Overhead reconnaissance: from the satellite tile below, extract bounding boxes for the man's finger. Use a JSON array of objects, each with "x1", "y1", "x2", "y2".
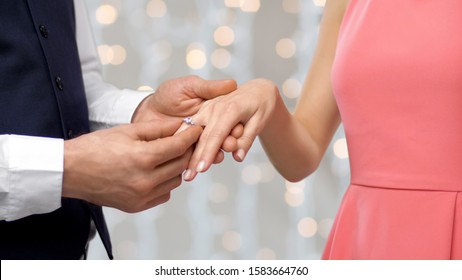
[
  {"x1": 133, "y1": 119, "x2": 183, "y2": 141},
  {"x1": 194, "y1": 78, "x2": 237, "y2": 100},
  {"x1": 146, "y1": 125, "x2": 202, "y2": 165}
]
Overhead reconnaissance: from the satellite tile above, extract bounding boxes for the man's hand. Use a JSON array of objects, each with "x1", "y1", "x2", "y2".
[
  {"x1": 131, "y1": 75, "x2": 237, "y2": 123},
  {"x1": 62, "y1": 120, "x2": 202, "y2": 212}
]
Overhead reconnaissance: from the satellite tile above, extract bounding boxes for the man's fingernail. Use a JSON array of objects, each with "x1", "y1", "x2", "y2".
[
  {"x1": 236, "y1": 149, "x2": 246, "y2": 161},
  {"x1": 196, "y1": 161, "x2": 206, "y2": 172}
]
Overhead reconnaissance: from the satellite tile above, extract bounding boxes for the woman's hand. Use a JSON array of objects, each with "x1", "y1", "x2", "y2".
[
  {"x1": 132, "y1": 75, "x2": 238, "y2": 166},
  {"x1": 181, "y1": 78, "x2": 280, "y2": 181}
]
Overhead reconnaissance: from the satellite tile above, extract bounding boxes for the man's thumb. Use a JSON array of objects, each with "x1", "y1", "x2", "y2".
[{"x1": 194, "y1": 79, "x2": 237, "y2": 100}]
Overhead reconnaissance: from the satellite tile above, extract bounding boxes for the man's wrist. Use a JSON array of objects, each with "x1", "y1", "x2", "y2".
[{"x1": 130, "y1": 92, "x2": 168, "y2": 123}]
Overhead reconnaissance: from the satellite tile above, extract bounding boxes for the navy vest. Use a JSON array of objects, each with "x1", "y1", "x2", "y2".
[{"x1": 0, "y1": 0, "x2": 112, "y2": 259}]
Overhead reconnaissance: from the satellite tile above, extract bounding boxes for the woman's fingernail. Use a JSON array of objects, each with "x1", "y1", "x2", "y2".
[
  {"x1": 184, "y1": 169, "x2": 193, "y2": 181},
  {"x1": 196, "y1": 161, "x2": 206, "y2": 172},
  {"x1": 236, "y1": 149, "x2": 246, "y2": 161}
]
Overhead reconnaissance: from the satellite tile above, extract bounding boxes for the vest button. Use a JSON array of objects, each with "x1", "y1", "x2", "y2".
[
  {"x1": 67, "y1": 129, "x2": 74, "y2": 139},
  {"x1": 39, "y1": 25, "x2": 48, "y2": 38},
  {"x1": 55, "y1": 76, "x2": 64, "y2": 91}
]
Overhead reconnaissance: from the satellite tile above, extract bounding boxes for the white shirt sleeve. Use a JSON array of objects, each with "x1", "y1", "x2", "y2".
[
  {"x1": 74, "y1": 0, "x2": 151, "y2": 130},
  {"x1": 0, "y1": 135, "x2": 63, "y2": 221},
  {"x1": 0, "y1": 1, "x2": 151, "y2": 221}
]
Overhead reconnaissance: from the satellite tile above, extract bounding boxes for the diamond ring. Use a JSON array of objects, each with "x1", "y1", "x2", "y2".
[{"x1": 183, "y1": 117, "x2": 195, "y2": 126}]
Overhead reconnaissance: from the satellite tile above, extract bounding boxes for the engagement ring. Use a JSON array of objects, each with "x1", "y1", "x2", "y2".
[{"x1": 183, "y1": 117, "x2": 195, "y2": 126}]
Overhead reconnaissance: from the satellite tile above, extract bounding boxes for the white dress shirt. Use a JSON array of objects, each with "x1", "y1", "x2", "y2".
[{"x1": 0, "y1": 0, "x2": 151, "y2": 221}]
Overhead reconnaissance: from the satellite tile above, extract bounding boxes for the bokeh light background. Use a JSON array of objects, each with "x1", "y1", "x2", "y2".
[{"x1": 85, "y1": 0, "x2": 350, "y2": 259}]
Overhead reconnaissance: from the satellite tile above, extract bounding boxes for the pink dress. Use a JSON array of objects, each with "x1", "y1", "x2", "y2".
[{"x1": 324, "y1": 0, "x2": 462, "y2": 259}]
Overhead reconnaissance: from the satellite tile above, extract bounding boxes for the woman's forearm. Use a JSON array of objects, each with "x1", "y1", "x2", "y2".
[
  {"x1": 259, "y1": 93, "x2": 324, "y2": 182},
  {"x1": 259, "y1": 0, "x2": 347, "y2": 182}
]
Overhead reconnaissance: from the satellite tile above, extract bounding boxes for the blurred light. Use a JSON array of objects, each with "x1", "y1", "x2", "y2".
[
  {"x1": 284, "y1": 191, "x2": 304, "y2": 207},
  {"x1": 256, "y1": 248, "x2": 277, "y2": 260},
  {"x1": 276, "y1": 38, "x2": 297, "y2": 59},
  {"x1": 95, "y1": 4, "x2": 118, "y2": 25},
  {"x1": 224, "y1": 0, "x2": 241, "y2": 8},
  {"x1": 241, "y1": 164, "x2": 262, "y2": 185},
  {"x1": 225, "y1": 0, "x2": 261, "y2": 12},
  {"x1": 97, "y1": 44, "x2": 113, "y2": 65},
  {"x1": 318, "y1": 218, "x2": 334, "y2": 238},
  {"x1": 97, "y1": 44, "x2": 127, "y2": 66},
  {"x1": 333, "y1": 138, "x2": 349, "y2": 159},
  {"x1": 282, "y1": 78, "x2": 302, "y2": 99},
  {"x1": 298, "y1": 217, "x2": 318, "y2": 238},
  {"x1": 285, "y1": 180, "x2": 306, "y2": 194},
  {"x1": 137, "y1": 85, "x2": 154, "y2": 91},
  {"x1": 186, "y1": 43, "x2": 207, "y2": 70},
  {"x1": 211, "y1": 49, "x2": 232, "y2": 69},
  {"x1": 282, "y1": 0, "x2": 301, "y2": 14},
  {"x1": 258, "y1": 162, "x2": 276, "y2": 183},
  {"x1": 313, "y1": 0, "x2": 326, "y2": 7},
  {"x1": 116, "y1": 240, "x2": 138, "y2": 259},
  {"x1": 110, "y1": 45, "x2": 127, "y2": 65},
  {"x1": 222, "y1": 231, "x2": 242, "y2": 252},
  {"x1": 209, "y1": 183, "x2": 229, "y2": 204},
  {"x1": 146, "y1": 0, "x2": 167, "y2": 18},
  {"x1": 240, "y1": 0, "x2": 261, "y2": 13},
  {"x1": 214, "y1": 26, "x2": 235, "y2": 47}
]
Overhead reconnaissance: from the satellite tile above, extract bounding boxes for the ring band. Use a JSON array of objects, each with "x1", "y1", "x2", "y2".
[{"x1": 183, "y1": 117, "x2": 195, "y2": 126}]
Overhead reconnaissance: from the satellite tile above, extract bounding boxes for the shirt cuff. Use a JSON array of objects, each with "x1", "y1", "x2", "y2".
[
  {"x1": 89, "y1": 89, "x2": 152, "y2": 131},
  {"x1": 111, "y1": 89, "x2": 152, "y2": 124},
  {"x1": 0, "y1": 135, "x2": 63, "y2": 221}
]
